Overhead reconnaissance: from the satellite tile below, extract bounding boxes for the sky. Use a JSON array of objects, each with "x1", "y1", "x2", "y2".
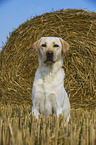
[{"x1": 0, "y1": 0, "x2": 96, "y2": 51}]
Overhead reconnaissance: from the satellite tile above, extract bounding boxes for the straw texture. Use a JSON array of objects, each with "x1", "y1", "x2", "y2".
[{"x1": 0, "y1": 9, "x2": 96, "y2": 109}]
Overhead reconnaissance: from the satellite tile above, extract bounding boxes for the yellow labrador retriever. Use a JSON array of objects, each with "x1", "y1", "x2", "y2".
[{"x1": 32, "y1": 37, "x2": 70, "y2": 122}]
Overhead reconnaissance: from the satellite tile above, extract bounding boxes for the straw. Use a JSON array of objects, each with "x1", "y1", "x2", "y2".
[{"x1": 0, "y1": 9, "x2": 96, "y2": 109}]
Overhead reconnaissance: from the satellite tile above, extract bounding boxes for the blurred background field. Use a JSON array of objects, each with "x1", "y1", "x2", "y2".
[{"x1": 0, "y1": 9, "x2": 96, "y2": 144}]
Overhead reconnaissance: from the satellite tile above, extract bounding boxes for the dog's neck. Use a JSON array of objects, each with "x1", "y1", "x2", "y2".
[{"x1": 39, "y1": 59, "x2": 63, "y2": 77}]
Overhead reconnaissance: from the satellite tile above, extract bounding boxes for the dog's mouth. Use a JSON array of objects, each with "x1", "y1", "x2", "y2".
[
  {"x1": 44, "y1": 59, "x2": 55, "y2": 64},
  {"x1": 44, "y1": 50, "x2": 55, "y2": 64}
]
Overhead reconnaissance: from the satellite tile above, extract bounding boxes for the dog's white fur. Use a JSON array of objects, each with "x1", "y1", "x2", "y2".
[{"x1": 32, "y1": 37, "x2": 70, "y2": 122}]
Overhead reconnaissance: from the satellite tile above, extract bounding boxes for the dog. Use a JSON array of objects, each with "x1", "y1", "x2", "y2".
[{"x1": 32, "y1": 37, "x2": 70, "y2": 122}]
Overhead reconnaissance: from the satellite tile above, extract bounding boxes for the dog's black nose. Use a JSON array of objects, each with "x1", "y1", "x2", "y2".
[{"x1": 46, "y1": 50, "x2": 53, "y2": 60}]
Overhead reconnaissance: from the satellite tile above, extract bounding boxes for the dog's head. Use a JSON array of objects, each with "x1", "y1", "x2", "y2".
[{"x1": 33, "y1": 37, "x2": 69, "y2": 65}]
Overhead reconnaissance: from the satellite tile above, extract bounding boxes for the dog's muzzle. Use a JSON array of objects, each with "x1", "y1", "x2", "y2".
[
  {"x1": 46, "y1": 50, "x2": 53, "y2": 60},
  {"x1": 44, "y1": 50, "x2": 55, "y2": 63}
]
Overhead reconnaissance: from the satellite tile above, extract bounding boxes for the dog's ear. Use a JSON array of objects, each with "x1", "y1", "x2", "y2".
[
  {"x1": 59, "y1": 38, "x2": 70, "y2": 54},
  {"x1": 33, "y1": 38, "x2": 43, "y2": 51}
]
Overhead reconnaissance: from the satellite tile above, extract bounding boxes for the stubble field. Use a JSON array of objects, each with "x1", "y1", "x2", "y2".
[{"x1": 0, "y1": 104, "x2": 95, "y2": 145}]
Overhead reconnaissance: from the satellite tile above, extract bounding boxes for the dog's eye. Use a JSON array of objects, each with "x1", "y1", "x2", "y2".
[
  {"x1": 41, "y1": 44, "x2": 47, "y2": 47},
  {"x1": 53, "y1": 44, "x2": 59, "y2": 47}
]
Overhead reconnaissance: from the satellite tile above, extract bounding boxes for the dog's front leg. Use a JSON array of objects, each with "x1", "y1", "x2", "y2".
[
  {"x1": 32, "y1": 106, "x2": 40, "y2": 119},
  {"x1": 56, "y1": 107, "x2": 63, "y2": 117}
]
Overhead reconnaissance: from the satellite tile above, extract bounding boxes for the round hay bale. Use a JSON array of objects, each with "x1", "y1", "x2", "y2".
[{"x1": 0, "y1": 9, "x2": 96, "y2": 109}]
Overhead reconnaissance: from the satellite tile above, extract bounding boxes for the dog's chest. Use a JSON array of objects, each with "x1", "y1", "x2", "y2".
[
  {"x1": 37, "y1": 72, "x2": 58, "y2": 92},
  {"x1": 34, "y1": 68, "x2": 64, "y2": 98}
]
